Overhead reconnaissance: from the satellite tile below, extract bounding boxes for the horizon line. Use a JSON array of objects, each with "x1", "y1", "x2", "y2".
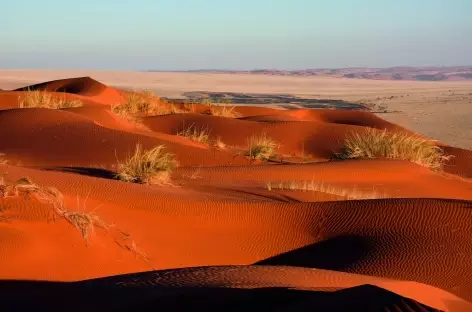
[{"x1": 143, "y1": 65, "x2": 472, "y2": 72}]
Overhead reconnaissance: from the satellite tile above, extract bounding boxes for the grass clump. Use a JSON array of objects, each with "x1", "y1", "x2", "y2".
[
  {"x1": 210, "y1": 105, "x2": 241, "y2": 118},
  {"x1": 335, "y1": 128, "x2": 451, "y2": 171},
  {"x1": 19, "y1": 90, "x2": 83, "y2": 109},
  {"x1": 116, "y1": 143, "x2": 178, "y2": 185},
  {"x1": 177, "y1": 124, "x2": 210, "y2": 144},
  {"x1": 200, "y1": 98, "x2": 240, "y2": 118},
  {"x1": 246, "y1": 133, "x2": 278, "y2": 160},
  {"x1": 112, "y1": 92, "x2": 151, "y2": 116},
  {"x1": 112, "y1": 91, "x2": 182, "y2": 122}
]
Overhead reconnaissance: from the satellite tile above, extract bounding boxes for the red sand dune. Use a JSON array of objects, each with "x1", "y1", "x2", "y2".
[
  {"x1": 14, "y1": 76, "x2": 125, "y2": 105},
  {"x1": 0, "y1": 77, "x2": 471, "y2": 311}
]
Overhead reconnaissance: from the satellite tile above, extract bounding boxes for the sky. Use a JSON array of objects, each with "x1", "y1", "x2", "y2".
[{"x1": 1, "y1": 0, "x2": 472, "y2": 70}]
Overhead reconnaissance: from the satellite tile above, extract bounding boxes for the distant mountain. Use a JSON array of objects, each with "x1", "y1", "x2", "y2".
[{"x1": 145, "y1": 66, "x2": 472, "y2": 81}]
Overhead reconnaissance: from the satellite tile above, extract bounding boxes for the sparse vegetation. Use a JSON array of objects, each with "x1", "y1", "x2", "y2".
[
  {"x1": 246, "y1": 133, "x2": 279, "y2": 160},
  {"x1": 214, "y1": 136, "x2": 227, "y2": 150},
  {"x1": 335, "y1": 128, "x2": 451, "y2": 171},
  {"x1": 112, "y1": 92, "x2": 151, "y2": 116},
  {"x1": 265, "y1": 180, "x2": 388, "y2": 200},
  {"x1": 210, "y1": 104, "x2": 241, "y2": 118},
  {"x1": 177, "y1": 124, "x2": 210, "y2": 144},
  {"x1": 182, "y1": 101, "x2": 197, "y2": 113},
  {"x1": 18, "y1": 90, "x2": 83, "y2": 109},
  {"x1": 198, "y1": 98, "x2": 241, "y2": 118},
  {"x1": 111, "y1": 90, "x2": 182, "y2": 121},
  {"x1": 0, "y1": 176, "x2": 148, "y2": 260},
  {"x1": 201, "y1": 98, "x2": 214, "y2": 109},
  {"x1": 116, "y1": 143, "x2": 179, "y2": 185},
  {"x1": 0, "y1": 177, "x2": 110, "y2": 243}
]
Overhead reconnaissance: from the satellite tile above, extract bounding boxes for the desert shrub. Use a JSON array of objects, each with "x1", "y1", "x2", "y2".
[
  {"x1": 246, "y1": 133, "x2": 278, "y2": 160},
  {"x1": 336, "y1": 128, "x2": 451, "y2": 171},
  {"x1": 19, "y1": 90, "x2": 83, "y2": 109},
  {"x1": 116, "y1": 144, "x2": 178, "y2": 185},
  {"x1": 177, "y1": 124, "x2": 210, "y2": 144}
]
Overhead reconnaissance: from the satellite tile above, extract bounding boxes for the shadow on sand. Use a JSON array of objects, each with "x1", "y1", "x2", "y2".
[
  {"x1": 256, "y1": 235, "x2": 373, "y2": 271},
  {"x1": 0, "y1": 276, "x2": 440, "y2": 312},
  {"x1": 40, "y1": 166, "x2": 117, "y2": 180}
]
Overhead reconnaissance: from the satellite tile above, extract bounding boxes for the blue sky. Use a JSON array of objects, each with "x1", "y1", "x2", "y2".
[{"x1": 1, "y1": 0, "x2": 471, "y2": 70}]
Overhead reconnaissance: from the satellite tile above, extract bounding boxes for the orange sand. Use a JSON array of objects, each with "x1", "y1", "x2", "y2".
[{"x1": 0, "y1": 77, "x2": 471, "y2": 311}]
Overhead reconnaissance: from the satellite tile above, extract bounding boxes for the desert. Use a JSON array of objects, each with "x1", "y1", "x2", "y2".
[
  {"x1": 2, "y1": 70, "x2": 471, "y2": 150},
  {"x1": 0, "y1": 72, "x2": 470, "y2": 311}
]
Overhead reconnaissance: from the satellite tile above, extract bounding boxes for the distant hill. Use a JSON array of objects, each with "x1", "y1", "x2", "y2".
[{"x1": 146, "y1": 66, "x2": 472, "y2": 81}]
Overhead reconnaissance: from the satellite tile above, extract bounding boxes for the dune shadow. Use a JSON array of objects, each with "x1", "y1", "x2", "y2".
[
  {"x1": 40, "y1": 166, "x2": 118, "y2": 180},
  {"x1": 0, "y1": 278, "x2": 440, "y2": 312},
  {"x1": 256, "y1": 235, "x2": 374, "y2": 271},
  {"x1": 214, "y1": 187, "x2": 303, "y2": 203}
]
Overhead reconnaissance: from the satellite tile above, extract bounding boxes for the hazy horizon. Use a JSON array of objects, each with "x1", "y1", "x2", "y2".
[
  {"x1": 2, "y1": 0, "x2": 471, "y2": 70},
  {"x1": 145, "y1": 65, "x2": 472, "y2": 72}
]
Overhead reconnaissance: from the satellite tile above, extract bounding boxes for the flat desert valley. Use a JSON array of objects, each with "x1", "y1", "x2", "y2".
[{"x1": 0, "y1": 70, "x2": 471, "y2": 311}]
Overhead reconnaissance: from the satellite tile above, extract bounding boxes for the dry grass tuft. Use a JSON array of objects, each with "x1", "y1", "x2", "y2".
[
  {"x1": 177, "y1": 124, "x2": 210, "y2": 144},
  {"x1": 246, "y1": 133, "x2": 279, "y2": 160},
  {"x1": 335, "y1": 128, "x2": 451, "y2": 171},
  {"x1": 62, "y1": 211, "x2": 103, "y2": 241},
  {"x1": 265, "y1": 180, "x2": 389, "y2": 200},
  {"x1": 200, "y1": 98, "x2": 214, "y2": 109},
  {"x1": 62, "y1": 196, "x2": 112, "y2": 242},
  {"x1": 0, "y1": 177, "x2": 149, "y2": 260},
  {"x1": 0, "y1": 177, "x2": 111, "y2": 243},
  {"x1": 213, "y1": 136, "x2": 227, "y2": 150},
  {"x1": 182, "y1": 101, "x2": 197, "y2": 113},
  {"x1": 19, "y1": 90, "x2": 83, "y2": 109},
  {"x1": 210, "y1": 105, "x2": 241, "y2": 118},
  {"x1": 112, "y1": 91, "x2": 182, "y2": 120},
  {"x1": 112, "y1": 92, "x2": 151, "y2": 116},
  {"x1": 116, "y1": 143, "x2": 179, "y2": 185}
]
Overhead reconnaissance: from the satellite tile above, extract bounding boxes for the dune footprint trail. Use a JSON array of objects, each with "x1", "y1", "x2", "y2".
[{"x1": 0, "y1": 77, "x2": 471, "y2": 311}]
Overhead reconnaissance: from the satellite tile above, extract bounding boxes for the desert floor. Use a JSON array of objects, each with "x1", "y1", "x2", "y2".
[
  {"x1": 0, "y1": 73, "x2": 471, "y2": 311},
  {"x1": 1, "y1": 70, "x2": 471, "y2": 150}
]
